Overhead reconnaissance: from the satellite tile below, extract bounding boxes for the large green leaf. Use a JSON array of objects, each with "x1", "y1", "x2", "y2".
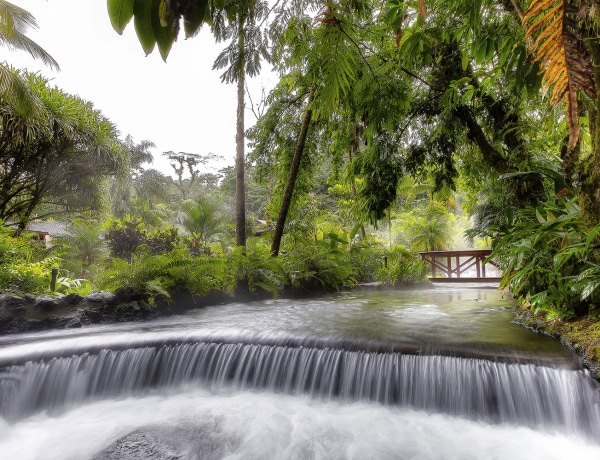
[
  {"x1": 134, "y1": 0, "x2": 156, "y2": 55},
  {"x1": 107, "y1": 0, "x2": 135, "y2": 35},
  {"x1": 151, "y1": 0, "x2": 175, "y2": 61}
]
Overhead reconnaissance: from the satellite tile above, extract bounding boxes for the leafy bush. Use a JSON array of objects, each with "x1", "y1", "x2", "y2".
[
  {"x1": 96, "y1": 247, "x2": 192, "y2": 302},
  {"x1": 0, "y1": 223, "x2": 59, "y2": 294},
  {"x1": 281, "y1": 240, "x2": 358, "y2": 291},
  {"x1": 104, "y1": 217, "x2": 180, "y2": 261},
  {"x1": 348, "y1": 241, "x2": 388, "y2": 282},
  {"x1": 376, "y1": 245, "x2": 428, "y2": 286},
  {"x1": 485, "y1": 197, "x2": 600, "y2": 318},
  {"x1": 54, "y1": 220, "x2": 108, "y2": 277},
  {"x1": 5, "y1": 257, "x2": 61, "y2": 294},
  {"x1": 228, "y1": 239, "x2": 283, "y2": 296}
]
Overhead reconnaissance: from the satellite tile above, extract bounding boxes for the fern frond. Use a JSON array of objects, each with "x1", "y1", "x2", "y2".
[
  {"x1": 313, "y1": 5, "x2": 358, "y2": 114},
  {"x1": 524, "y1": 0, "x2": 596, "y2": 152}
]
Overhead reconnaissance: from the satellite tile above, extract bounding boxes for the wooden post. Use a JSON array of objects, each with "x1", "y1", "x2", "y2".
[{"x1": 50, "y1": 266, "x2": 59, "y2": 292}]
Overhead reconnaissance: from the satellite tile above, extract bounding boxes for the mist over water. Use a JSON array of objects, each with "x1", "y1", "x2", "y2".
[{"x1": 0, "y1": 285, "x2": 599, "y2": 459}]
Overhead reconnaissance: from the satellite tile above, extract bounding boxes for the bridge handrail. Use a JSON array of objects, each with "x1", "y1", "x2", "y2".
[{"x1": 418, "y1": 249, "x2": 499, "y2": 280}]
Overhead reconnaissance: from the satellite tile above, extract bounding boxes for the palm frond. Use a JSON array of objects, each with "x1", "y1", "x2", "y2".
[
  {"x1": 0, "y1": 0, "x2": 59, "y2": 70},
  {"x1": 0, "y1": 0, "x2": 37, "y2": 33},
  {"x1": 523, "y1": 0, "x2": 595, "y2": 152},
  {"x1": 0, "y1": 64, "x2": 44, "y2": 120}
]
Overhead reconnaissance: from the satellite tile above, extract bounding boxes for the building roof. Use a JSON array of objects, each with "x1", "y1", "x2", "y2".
[{"x1": 24, "y1": 222, "x2": 70, "y2": 236}]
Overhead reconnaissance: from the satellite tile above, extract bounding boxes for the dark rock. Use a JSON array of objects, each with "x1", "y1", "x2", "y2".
[
  {"x1": 92, "y1": 431, "x2": 184, "y2": 460},
  {"x1": 23, "y1": 294, "x2": 37, "y2": 305},
  {"x1": 65, "y1": 318, "x2": 82, "y2": 329},
  {"x1": 34, "y1": 295, "x2": 59, "y2": 310},
  {"x1": 79, "y1": 308, "x2": 104, "y2": 322},
  {"x1": 114, "y1": 287, "x2": 145, "y2": 304},
  {"x1": 0, "y1": 294, "x2": 26, "y2": 313},
  {"x1": 85, "y1": 291, "x2": 117, "y2": 305},
  {"x1": 58, "y1": 293, "x2": 83, "y2": 307}
]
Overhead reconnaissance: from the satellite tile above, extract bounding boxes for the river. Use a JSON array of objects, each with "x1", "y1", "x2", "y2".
[{"x1": 0, "y1": 284, "x2": 598, "y2": 459}]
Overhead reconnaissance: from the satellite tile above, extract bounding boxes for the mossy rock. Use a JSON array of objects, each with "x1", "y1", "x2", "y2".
[{"x1": 593, "y1": 346, "x2": 600, "y2": 362}]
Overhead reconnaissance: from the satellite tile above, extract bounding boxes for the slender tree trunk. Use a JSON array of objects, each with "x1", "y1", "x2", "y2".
[
  {"x1": 388, "y1": 208, "x2": 392, "y2": 249},
  {"x1": 235, "y1": 13, "x2": 247, "y2": 248},
  {"x1": 349, "y1": 124, "x2": 366, "y2": 239},
  {"x1": 581, "y1": 39, "x2": 600, "y2": 228},
  {"x1": 271, "y1": 84, "x2": 316, "y2": 257}
]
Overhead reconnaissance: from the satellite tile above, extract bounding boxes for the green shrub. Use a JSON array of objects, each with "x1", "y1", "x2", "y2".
[
  {"x1": 228, "y1": 239, "x2": 283, "y2": 296},
  {"x1": 376, "y1": 245, "x2": 428, "y2": 286},
  {"x1": 348, "y1": 241, "x2": 388, "y2": 283},
  {"x1": 0, "y1": 223, "x2": 59, "y2": 294},
  {"x1": 281, "y1": 241, "x2": 358, "y2": 291},
  {"x1": 96, "y1": 247, "x2": 192, "y2": 302},
  {"x1": 4, "y1": 257, "x2": 61, "y2": 294},
  {"x1": 104, "y1": 217, "x2": 180, "y2": 261}
]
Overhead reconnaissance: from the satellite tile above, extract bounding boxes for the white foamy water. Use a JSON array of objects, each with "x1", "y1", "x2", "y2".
[
  {"x1": 0, "y1": 389, "x2": 598, "y2": 460},
  {"x1": 0, "y1": 288, "x2": 597, "y2": 459}
]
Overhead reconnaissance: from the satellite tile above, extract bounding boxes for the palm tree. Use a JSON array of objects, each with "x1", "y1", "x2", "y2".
[
  {"x1": 107, "y1": 0, "x2": 271, "y2": 248},
  {"x1": 181, "y1": 197, "x2": 223, "y2": 247},
  {"x1": 268, "y1": 1, "x2": 366, "y2": 255},
  {"x1": 0, "y1": 0, "x2": 59, "y2": 114},
  {"x1": 60, "y1": 220, "x2": 107, "y2": 268},
  {"x1": 212, "y1": 0, "x2": 270, "y2": 248},
  {"x1": 410, "y1": 219, "x2": 451, "y2": 252}
]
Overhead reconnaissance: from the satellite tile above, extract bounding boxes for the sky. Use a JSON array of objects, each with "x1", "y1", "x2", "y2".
[{"x1": 4, "y1": 0, "x2": 276, "y2": 176}]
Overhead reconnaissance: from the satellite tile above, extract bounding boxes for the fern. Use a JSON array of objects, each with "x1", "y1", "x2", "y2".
[
  {"x1": 97, "y1": 249, "x2": 192, "y2": 297},
  {"x1": 312, "y1": 2, "x2": 359, "y2": 115}
]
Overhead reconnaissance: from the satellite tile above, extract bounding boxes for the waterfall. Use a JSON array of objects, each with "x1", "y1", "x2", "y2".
[{"x1": 1, "y1": 337, "x2": 598, "y2": 440}]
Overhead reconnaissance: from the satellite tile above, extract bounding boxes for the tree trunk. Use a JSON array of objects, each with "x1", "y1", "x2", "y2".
[
  {"x1": 349, "y1": 124, "x2": 366, "y2": 239},
  {"x1": 235, "y1": 13, "x2": 247, "y2": 248},
  {"x1": 271, "y1": 84, "x2": 316, "y2": 257},
  {"x1": 580, "y1": 39, "x2": 600, "y2": 228}
]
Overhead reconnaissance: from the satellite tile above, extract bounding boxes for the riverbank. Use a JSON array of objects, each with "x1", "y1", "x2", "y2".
[
  {"x1": 0, "y1": 289, "x2": 234, "y2": 334},
  {"x1": 514, "y1": 303, "x2": 600, "y2": 379},
  {"x1": 0, "y1": 282, "x2": 433, "y2": 335},
  {"x1": 0, "y1": 285, "x2": 339, "y2": 335}
]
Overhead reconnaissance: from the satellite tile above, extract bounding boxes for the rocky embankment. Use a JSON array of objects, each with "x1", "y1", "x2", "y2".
[
  {"x1": 514, "y1": 304, "x2": 600, "y2": 379},
  {"x1": 0, "y1": 289, "x2": 233, "y2": 335}
]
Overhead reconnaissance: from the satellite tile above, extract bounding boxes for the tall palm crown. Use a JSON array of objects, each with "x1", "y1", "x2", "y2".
[{"x1": 0, "y1": 0, "x2": 59, "y2": 68}]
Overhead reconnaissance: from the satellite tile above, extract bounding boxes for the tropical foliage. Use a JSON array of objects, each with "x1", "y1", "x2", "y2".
[
  {"x1": 2, "y1": 0, "x2": 600, "y2": 344},
  {"x1": 0, "y1": 71, "x2": 127, "y2": 225},
  {"x1": 482, "y1": 196, "x2": 600, "y2": 318},
  {"x1": 0, "y1": 0, "x2": 59, "y2": 114}
]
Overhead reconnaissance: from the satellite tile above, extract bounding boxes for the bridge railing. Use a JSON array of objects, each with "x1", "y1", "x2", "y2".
[{"x1": 419, "y1": 250, "x2": 500, "y2": 281}]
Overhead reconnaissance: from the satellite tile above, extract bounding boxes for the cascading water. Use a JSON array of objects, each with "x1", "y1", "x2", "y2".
[{"x1": 0, "y1": 286, "x2": 599, "y2": 459}]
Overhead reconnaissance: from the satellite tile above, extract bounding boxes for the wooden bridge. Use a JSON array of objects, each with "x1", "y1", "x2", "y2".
[{"x1": 419, "y1": 250, "x2": 501, "y2": 282}]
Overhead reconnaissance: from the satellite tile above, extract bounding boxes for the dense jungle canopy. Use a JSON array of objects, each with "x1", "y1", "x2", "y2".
[{"x1": 0, "y1": 1, "x2": 599, "y2": 332}]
